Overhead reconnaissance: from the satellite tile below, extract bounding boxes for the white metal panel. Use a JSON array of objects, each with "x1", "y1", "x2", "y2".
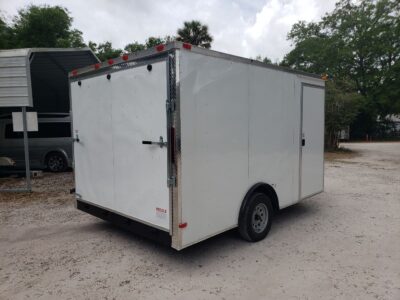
[
  {"x1": 178, "y1": 51, "x2": 325, "y2": 249},
  {"x1": 71, "y1": 61, "x2": 170, "y2": 231},
  {"x1": 248, "y1": 65, "x2": 299, "y2": 209},
  {"x1": 0, "y1": 76, "x2": 28, "y2": 87},
  {"x1": 111, "y1": 62, "x2": 170, "y2": 230},
  {"x1": 300, "y1": 85, "x2": 325, "y2": 198},
  {"x1": 12, "y1": 112, "x2": 38, "y2": 132},
  {"x1": 0, "y1": 49, "x2": 32, "y2": 107},
  {"x1": 71, "y1": 76, "x2": 114, "y2": 210},
  {"x1": 179, "y1": 51, "x2": 249, "y2": 247}
]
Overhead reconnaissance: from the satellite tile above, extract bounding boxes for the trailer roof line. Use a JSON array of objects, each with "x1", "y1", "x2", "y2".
[{"x1": 69, "y1": 41, "x2": 323, "y2": 81}]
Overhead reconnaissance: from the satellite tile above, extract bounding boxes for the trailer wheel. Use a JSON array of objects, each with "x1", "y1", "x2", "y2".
[{"x1": 239, "y1": 193, "x2": 273, "y2": 242}]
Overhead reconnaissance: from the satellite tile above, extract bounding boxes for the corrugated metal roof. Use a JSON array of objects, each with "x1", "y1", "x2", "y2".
[
  {"x1": 0, "y1": 48, "x2": 98, "y2": 108},
  {"x1": 0, "y1": 49, "x2": 31, "y2": 107}
]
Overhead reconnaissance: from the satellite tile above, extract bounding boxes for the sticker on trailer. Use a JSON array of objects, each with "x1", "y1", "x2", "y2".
[{"x1": 156, "y1": 207, "x2": 167, "y2": 218}]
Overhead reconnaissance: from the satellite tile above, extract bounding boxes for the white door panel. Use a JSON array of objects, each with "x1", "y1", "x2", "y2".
[
  {"x1": 71, "y1": 78, "x2": 114, "y2": 209},
  {"x1": 300, "y1": 85, "x2": 324, "y2": 198},
  {"x1": 71, "y1": 60, "x2": 170, "y2": 231},
  {"x1": 112, "y1": 61, "x2": 169, "y2": 230}
]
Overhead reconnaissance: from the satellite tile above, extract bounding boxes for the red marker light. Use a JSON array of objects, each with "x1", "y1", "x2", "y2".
[
  {"x1": 156, "y1": 44, "x2": 165, "y2": 52},
  {"x1": 178, "y1": 222, "x2": 187, "y2": 229},
  {"x1": 108, "y1": 59, "x2": 114, "y2": 65},
  {"x1": 122, "y1": 54, "x2": 129, "y2": 61},
  {"x1": 94, "y1": 63, "x2": 101, "y2": 70},
  {"x1": 182, "y1": 43, "x2": 192, "y2": 50},
  {"x1": 71, "y1": 69, "x2": 78, "y2": 76}
]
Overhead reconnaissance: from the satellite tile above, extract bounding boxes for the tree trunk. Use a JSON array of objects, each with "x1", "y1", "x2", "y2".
[{"x1": 325, "y1": 130, "x2": 339, "y2": 150}]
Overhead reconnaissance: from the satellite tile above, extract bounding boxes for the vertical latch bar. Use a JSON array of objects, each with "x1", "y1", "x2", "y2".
[
  {"x1": 168, "y1": 176, "x2": 176, "y2": 187},
  {"x1": 166, "y1": 98, "x2": 176, "y2": 112}
]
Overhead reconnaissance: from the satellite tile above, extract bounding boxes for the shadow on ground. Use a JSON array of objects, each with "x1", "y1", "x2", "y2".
[{"x1": 88, "y1": 200, "x2": 319, "y2": 265}]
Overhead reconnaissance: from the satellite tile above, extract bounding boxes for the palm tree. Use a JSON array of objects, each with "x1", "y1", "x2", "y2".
[{"x1": 176, "y1": 20, "x2": 213, "y2": 49}]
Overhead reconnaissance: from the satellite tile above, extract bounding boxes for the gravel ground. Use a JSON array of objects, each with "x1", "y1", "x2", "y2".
[{"x1": 0, "y1": 142, "x2": 399, "y2": 300}]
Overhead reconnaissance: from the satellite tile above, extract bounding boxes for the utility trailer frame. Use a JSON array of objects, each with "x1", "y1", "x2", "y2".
[{"x1": 69, "y1": 42, "x2": 325, "y2": 250}]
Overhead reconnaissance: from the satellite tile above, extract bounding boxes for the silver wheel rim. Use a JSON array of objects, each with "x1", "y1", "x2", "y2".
[
  {"x1": 48, "y1": 155, "x2": 65, "y2": 171},
  {"x1": 251, "y1": 203, "x2": 268, "y2": 233}
]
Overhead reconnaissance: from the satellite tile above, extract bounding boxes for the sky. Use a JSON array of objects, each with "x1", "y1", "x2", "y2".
[{"x1": 0, "y1": 0, "x2": 337, "y2": 61}]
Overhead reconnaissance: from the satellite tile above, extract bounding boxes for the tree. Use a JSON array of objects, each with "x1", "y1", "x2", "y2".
[
  {"x1": 88, "y1": 41, "x2": 97, "y2": 53},
  {"x1": 89, "y1": 41, "x2": 122, "y2": 61},
  {"x1": 57, "y1": 29, "x2": 85, "y2": 48},
  {"x1": 145, "y1": 36, "x2": 165, "y2": 48},
  {"x1": 145, "y1": 36, "x2": 175, "y2": 48},
  {"x1": 124, "y1": 41, "x2": 145, "y2": 53},
  {"x1": 253, "y1": 55, "x2": 274, "y2": 64},
  {"x1": 124, "y1": 36, "x2": 175, "y2": 53},
  {"x1": 11, "y1": 5, "x2": 85, "y2": 48},
  {"x1": 177, "y1": 20, "x2": 213, "y2": 48},
  {"x1": 262, "y1": 57, "x2": 272, "y2": 64},
  {"x1": 325, "y1": 80, "x2": 363, "y2": 149},
  {"x1": 283, "y1": 0, "x2": 400, "y2": 139},
  {"x1": 0, "y1": 15, "x2": 13, "y2": 49}
]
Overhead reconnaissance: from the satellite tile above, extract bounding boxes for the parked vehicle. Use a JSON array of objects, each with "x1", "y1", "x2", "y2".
[
  {"x1": 70, "y1": 42, "x2": 325, "y2": 250},
  {"x1": 0, "y1": 157, "x2": 14, "y2": 166},
  {"x1": 0, "y1": 113, "x2": 72, "y2": 172}
]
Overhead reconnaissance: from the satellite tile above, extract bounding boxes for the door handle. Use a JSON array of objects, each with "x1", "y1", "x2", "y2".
[
  {"x1": 73, "y1": 130, "x2": 80, "y2": 143},
  {"x1": 302, "y1": 138, "x2": 305, "y2": 146},
  {"x1": 142, "y1": 136, "x2": 167, "y2": 148}
]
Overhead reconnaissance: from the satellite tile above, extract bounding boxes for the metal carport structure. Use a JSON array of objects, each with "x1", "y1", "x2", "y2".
[{"x1": 0, "y1": 48, "x2": 99, "y2": 191}]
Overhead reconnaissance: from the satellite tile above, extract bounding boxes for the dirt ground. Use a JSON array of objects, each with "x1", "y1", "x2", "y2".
[{"x1": 0, "y1": 142, "x2": 399, "y2": 300}]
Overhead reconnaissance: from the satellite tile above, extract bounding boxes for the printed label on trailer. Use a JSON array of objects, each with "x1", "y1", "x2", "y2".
[{"x1": 156, "y1": 207, "x2": 167, "y2": 218}]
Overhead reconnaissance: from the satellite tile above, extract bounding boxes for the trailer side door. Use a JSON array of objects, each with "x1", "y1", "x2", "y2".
[{"x1": 300, "y1": 84, "x2": 325, "y2": 198}]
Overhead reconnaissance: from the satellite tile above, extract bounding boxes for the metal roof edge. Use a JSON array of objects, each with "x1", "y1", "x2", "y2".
[
  {"x1": 29, "y1": 47, "x2": 99, "y2": 63},
  {"x1": 69, "y1": 41, "x2": 323, "y2": 81},
  {"x1": 0, "y1": 47, "x2": 99, "y2": 61}
]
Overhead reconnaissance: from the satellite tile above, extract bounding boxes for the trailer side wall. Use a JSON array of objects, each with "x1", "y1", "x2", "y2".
[
  {"x1": 179, "y1": 51, "x2": 249, "y2": 247},
  {"x1": 179, "y1": 51, "x2": 315, "y2": 247}
]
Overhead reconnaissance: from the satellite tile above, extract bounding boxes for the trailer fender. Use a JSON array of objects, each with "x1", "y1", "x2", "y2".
[{"x1": 239, "y1": 183, "x2": 280, "y2": 222}]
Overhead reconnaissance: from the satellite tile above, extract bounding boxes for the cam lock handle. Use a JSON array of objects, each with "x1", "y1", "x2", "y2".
[{"x1": 142, "y1": 136, "x2": 167, "y2": 148}]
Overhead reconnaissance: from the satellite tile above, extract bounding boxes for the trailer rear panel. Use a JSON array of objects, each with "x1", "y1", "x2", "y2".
[{"x1": 71, "y1": 60, "x2": 170, "y2": 231}]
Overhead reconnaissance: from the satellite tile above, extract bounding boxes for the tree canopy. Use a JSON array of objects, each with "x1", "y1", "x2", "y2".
[
  {"x1": 283, "y1": 0, "x2": 400, "y2": 140},
  {"x1": 0, "y1": 15, "x2": 13, "y2": 49},
  {"x1": 9, "y1": 5, "x2": 85, "y2": 48},
  {"x1": 88, "y1": 41, "x2": 122, "y2": 61},
  {"x1": 124, "y1": 41, "x2": 145, "y2": 54},
  {"x1": 89, "y1": 36, "x2": 177, "y2": 61},
  {"x1": 177, "y1": 20, "x2": 213, "y2": 48},
  {"x1": 0, "y1": 7, "x2": 213, "y2": 60}
]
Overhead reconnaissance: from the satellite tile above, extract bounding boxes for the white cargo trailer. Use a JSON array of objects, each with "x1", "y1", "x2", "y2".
[{"x1": 69, "y1": 42, "x2": 325, "y2": 250}]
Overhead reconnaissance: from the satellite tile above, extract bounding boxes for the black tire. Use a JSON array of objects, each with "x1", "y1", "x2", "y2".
[
  {"x1": 239, "y1": 192, "x2": 273, "y2": 242},
  {"x1": 46, "y1": 152, "x2": 68, "y2": 172}
]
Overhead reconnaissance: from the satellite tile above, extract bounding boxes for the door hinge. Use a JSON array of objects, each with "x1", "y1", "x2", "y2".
[
  {"x1": 167, "y1": 176, "x2": 176, "y2": 187},
  {"x1": 166, "y1": 99, "x2": 176, "y2": 112}
]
